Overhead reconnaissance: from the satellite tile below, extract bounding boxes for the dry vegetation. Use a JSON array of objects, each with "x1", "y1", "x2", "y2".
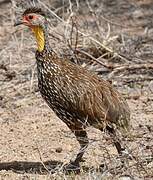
[{"x1": 0, "y1": 0, "x2": 153, "y2": 179}]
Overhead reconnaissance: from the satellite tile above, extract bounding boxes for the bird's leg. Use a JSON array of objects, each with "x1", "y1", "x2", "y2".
[
  {"x1": 73, "y1": 129, "x2": 89, "y2": 164},
  {"x1": 65, "y1": 125, "x2": 89, "y2": 171},
  {"x1": 105, "y1": 125, "x2": 132, "y2": 169},
  {"x1": 106, "y1": 126, "x2": 125, "y2": 154}
]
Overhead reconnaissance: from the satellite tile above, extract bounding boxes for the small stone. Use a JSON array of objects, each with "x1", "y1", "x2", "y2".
[{"x1": 55, "y1": 147, "x2": 62, "y2": 153}]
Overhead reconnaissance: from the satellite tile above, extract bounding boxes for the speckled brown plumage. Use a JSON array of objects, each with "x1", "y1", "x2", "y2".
[
  {"x1": 36, "y1": 50, "x2": 130, "y2": 131},
  {"x1": 15, "y1": 7, "x2": 130, "y2": 170}
]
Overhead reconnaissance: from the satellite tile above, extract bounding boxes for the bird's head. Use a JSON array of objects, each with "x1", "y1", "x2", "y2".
[
  {"x1": 14, "y1": 7, "x2": 48, "y2": 52},
  {"x1": 15, "y1": 7, "x2": 47, "y2": 28}
]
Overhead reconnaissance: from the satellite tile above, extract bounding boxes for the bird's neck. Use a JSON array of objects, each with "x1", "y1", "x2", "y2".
[{"x1": 31, "y1": 26, "x2": 50, "y2": 53}]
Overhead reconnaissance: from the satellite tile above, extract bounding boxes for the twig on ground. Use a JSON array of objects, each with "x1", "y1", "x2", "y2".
[
  {"x1": 75, "y1": 49, "x2": 113, "y2": 69},
  {"x1": 35, "y1": 141, "x2": 51, "y2": 173},
  {"x1": 108, "y1": 63, "x2": 153, "y2": 79}
]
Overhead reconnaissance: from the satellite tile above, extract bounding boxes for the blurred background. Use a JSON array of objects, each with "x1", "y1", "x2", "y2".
[{"x1": 0, "y1": 0, "x2": 153, "y2": 179}]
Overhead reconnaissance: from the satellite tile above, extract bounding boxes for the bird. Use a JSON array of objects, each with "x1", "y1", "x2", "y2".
[{"x1": 14, "y1": 7, "x2": 130, "y2": 170}]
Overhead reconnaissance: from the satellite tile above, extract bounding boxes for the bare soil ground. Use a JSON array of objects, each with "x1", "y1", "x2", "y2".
[{"x1": 0, "y1": 0, "x2": 153, "y2": 179}]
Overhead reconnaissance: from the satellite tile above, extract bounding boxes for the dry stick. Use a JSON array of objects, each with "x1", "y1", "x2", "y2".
[
  {"x1": 86, "y1": 0, "x2": 112, "y2": 41},
  {"x1": 108, "y1": 63, "x2": 153, "y2": 79},
  {"x1": 64, "y1": 13, "x2": 80, "y2": 64},
  {"x1": 38, "y1": 0, "x2": 129, "y2": 64},
  {"x1": 75, "y1": 0, "x2": 80, "y2": 11},
  {"x1": 69, "y1": 18, "x2": 74, "y2": 47},
  {"x1": 68, "y1": 0, "x2": 73, "y2": 14},
  {"x1": 74, "y1": 18, "x2": 79, "y2": 52},
  {"x1": 75, "y1": 49, "x2": 113, "y2": 69},
  {"x1": 69, "y1": 16, "x2": 79, "y2": 49},
  {"x1": 86, "y1": 0, "x2": 102, "y2": 35},
  {"x1": 67, "y1": 17, "x2": 81, "y2": 64},
  {"x1": 35, "y1": 141, "x2": 51, "y2": 173},
  {"x1": 122, "y1": 77, "x2": 153, "y2": 85}
]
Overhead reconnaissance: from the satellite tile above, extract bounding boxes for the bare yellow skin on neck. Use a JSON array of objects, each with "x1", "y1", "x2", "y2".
[{"x1": 31, "y1": 26, "x2": 45, "y2": 52}]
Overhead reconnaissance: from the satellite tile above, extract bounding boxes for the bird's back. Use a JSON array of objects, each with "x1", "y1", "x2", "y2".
[{"x1": 36, "y1": 51, "x2": 130, "y2": 133}]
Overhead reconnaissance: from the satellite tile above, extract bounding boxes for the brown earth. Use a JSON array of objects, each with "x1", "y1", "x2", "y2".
[{"x1": 0, "y1": 0, "x2": 153, "y2": 179}]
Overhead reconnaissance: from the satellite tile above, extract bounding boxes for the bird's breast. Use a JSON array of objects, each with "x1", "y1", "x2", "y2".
[{"x1": 36, "y1": 61, "x2": 62, "y2": 106}]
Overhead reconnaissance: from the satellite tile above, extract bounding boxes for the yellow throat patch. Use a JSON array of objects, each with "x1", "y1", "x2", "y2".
[{"x1": 31, "y1": 26, "x2": 45, "y2": 52}]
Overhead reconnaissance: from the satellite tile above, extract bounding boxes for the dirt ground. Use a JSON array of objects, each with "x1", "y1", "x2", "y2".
[{"x1": 0, "y1": 0, "x2": 153, "y2": 179}]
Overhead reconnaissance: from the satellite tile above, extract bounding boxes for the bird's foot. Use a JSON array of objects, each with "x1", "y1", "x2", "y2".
[{"x1": 64, "y1": 161, "x2": 80, "y2": 174}]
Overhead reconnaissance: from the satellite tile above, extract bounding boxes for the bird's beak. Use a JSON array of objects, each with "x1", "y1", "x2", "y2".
[{"x1": 14, "y1": 18, "x2": 24, "y2": 26}]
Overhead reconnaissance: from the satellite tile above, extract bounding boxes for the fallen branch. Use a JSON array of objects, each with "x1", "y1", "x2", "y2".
[
  {"x1": 75, "y1": 49, "x2": 114, "y2": 69},
  {"x1": 108, "y1": 63, "x2": 153, "y2": 79}
]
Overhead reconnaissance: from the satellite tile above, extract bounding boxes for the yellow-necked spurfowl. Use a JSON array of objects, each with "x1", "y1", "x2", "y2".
[{"x1": 14, "y1": 7, "x2": 130, "y2": 170}]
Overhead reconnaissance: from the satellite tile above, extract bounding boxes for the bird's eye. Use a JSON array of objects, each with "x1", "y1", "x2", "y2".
[{"x1": 28, "y1": 15, "x2": 34, "y2": 20}]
